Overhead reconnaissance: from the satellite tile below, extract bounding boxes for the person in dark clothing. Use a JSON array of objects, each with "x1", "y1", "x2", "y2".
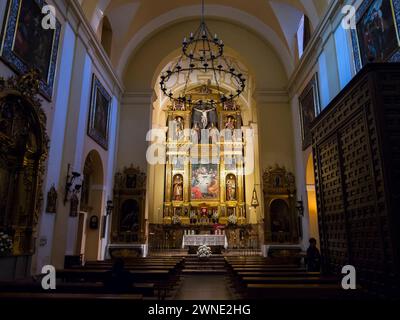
[
  {"x1": 103, "y1": 258, "x2": 133, "y2": 293},
  {"x1": 305, "y1": 238, "x2": 321, "y2": 272}
]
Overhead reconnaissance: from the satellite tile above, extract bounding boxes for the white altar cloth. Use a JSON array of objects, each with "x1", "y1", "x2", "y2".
[{"x1": 182, "y1": 234, "x2": 228, "y2": 249}]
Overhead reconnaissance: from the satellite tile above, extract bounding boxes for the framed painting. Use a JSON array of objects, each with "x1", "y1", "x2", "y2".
[
  {"x1": 191, "y1": 163, "x2": 219, "y2": 200},
  {"x1": 0, "y1": 0, "x2": 61, "y2": 100},
  {"x1": 356, "y1": 0, "x2": 400, "y2": 66},
  {"x1": 88, "y1": 75, "x2": 111, "y2": 150},
  {"x1": 299, "y1": 74, "x2": 319, "y2": 150}
]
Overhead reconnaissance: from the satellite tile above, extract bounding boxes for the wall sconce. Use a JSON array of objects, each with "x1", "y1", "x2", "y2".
[
  {"x1": 296, "y1": 200, "x2": 304, "y2": 216},
  {"x1": 106, "y1": 200, "x2": 114, "y2": 216},
  {"x1": 64, "y1": 164, "x2": 82, "y2": 205}
]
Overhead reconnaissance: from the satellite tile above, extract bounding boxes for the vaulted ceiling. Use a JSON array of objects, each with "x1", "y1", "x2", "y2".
[{"x1": 78, "y1": 0, "x2": 332, "y2": 77}]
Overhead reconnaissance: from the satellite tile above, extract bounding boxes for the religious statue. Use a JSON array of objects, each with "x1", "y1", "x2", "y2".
[
  {"x1": 225, "y1": 115, "x2": 236, "y2": 131},
  {"x1": 193, "y1": 107, "x2": 215, "y2": 129},
  {"x1": 209, "y1": 123, "x2": 219, "y2": 144},
  {"x1": 174, "y1": 102, "x2": 185, "y2": 111},
  {"x1": 172, "y1": 174, "x2": 183, "y2": 201},
  {"x1": 223, "y1": 100, "x2": 238, "y2": 111},
  {"x1": 173, "y1": 116, "x2": 184, "y2": 141},
  {"x1": 191, "y1": 123, "x2": 200, "y2": 143},
  {"x1": 226, "y1": 174, "x2": 237, "y2": 201},
  {"x1": 46, "y1": 185, "x2": 57, "y2": 214},
  {"x1": 69, "y1": 194, "x2": 79, "y2": 217}
]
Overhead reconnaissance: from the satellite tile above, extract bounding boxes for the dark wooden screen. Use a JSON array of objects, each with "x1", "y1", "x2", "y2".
[{"x1": 311, "y1": 64, "x2": 400, "y2": 296}]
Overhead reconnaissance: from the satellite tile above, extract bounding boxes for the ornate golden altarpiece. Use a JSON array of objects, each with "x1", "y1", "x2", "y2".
[
  {"x1": 111, "y1": 165, "x2": 146, "y2": 244},
  {"x1": 162, "y1": 85, "x2": 247, "y2": 226},
  {"x1": 263, "y1": 165, "x2": 299, "y2": 244},
  {"x1": 0, "y1": 70, "x2": 49, "y2": 257}
]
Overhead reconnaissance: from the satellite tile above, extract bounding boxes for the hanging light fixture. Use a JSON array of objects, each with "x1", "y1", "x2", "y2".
[
  {"x1": 159, "y1": 0, "x2": 246, "y2": 108},
  {"x1": 251, "y1": 187, "x2": 260, "y2": 208}
]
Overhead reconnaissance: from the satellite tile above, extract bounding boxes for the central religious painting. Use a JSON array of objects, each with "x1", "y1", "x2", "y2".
[
  {"x1": 163, "y1": 84, "x2": 246, "y2": 225},
  {"x1": 191, "y1": 164, "x2": 219, "y2": 200}
]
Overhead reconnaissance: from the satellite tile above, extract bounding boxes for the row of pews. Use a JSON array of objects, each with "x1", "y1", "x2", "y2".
[
  {"x1": 225, "y1": 256, "x2": 364, "y2": 300},
  {"x1": 0, "y1": 256, "x2": 184, "y2": 302}
]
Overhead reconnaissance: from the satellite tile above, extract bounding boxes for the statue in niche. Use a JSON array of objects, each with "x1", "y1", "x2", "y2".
[
  {"x1": 223, "y1": 101, "x2": 238, "y2": 111},
  {"x1": 172, "y1": 174, "x2": 183, "y2": 201},
  {"x1": 193, "y1": 107, "x2": 215, "y2": 129},
  {"x1": 46, "y1": 185, "x2": 57, "y2": 214},
  {"x1": 209, "y1": 123, "x2": 219, "y2": 144},
  {"x1": 174, "y1": 116, "x2": 184, "y2": 141},
  {"x1": 225, "y1": 115, "x2": 236, "y2": 131},
  {"x1": 191, "y1": 123, "x2": 200, "y2": 143},
  {"x1": 226, "y1": 174, "x2": 237, "y2": 201}
]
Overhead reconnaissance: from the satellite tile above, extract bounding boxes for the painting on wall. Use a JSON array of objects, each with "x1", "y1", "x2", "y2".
[
  {"x1": 356, "y1": 0, "x2": 400, "y2": 66},
  {"x1": 191, "y1": 164, "x2": 219, "y2": 200},
  {"x1": 0, "y1": 0, "x2": 61, "y2": 100},
  {"x1": 299, "y1": 75, "x2": 319, "y2": 150},
  {"x1": 88, "y1": 75, "x2": 112, "y2": 150}
]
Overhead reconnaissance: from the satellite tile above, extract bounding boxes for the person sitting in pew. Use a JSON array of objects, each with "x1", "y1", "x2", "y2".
[
  {"x1": 103, "y1": 258, "x2": 133, "y2": 293},
  {"x1": 305, "y1": 238, "x2": 321, "y2": 272}
]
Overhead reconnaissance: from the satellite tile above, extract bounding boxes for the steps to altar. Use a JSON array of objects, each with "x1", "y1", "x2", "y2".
[{"x1": 182, "y1": 255, "x2": 226, "y2": 274}]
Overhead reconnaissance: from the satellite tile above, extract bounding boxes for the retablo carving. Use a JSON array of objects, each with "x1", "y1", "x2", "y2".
[
  {"x1": 114, "y1": 165, "x2": 146, "y2": 190},
  {"x1": 263, "y1": 165, "x2": 296, "y2": 195},
  {"x1": 0, "y1": 71, "x2": 49, "y2": 255}
]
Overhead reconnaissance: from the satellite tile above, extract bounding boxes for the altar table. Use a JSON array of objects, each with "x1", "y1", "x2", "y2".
[{"x1": 182, "y1": 234, "x2": 228, "y2": 249}]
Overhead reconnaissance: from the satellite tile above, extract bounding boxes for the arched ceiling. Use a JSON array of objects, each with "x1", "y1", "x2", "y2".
[{"x1": 79, "y1": 0, "x2": 331, "y2": 78}]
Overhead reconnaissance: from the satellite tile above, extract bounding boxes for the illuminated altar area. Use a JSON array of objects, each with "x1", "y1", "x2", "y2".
[{"x1": 162, "y1": 89, "x2": 247, "y2": 227}]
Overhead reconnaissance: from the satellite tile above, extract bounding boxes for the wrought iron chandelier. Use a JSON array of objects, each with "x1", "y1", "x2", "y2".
[{"x1": 159, "y1": 0, "x2": 246, "y2": 108}]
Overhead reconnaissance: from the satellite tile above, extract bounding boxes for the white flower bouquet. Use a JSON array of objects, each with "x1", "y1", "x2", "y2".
[
  {"x1": 172, "y1": 215, "x2": 181, "y2": 225},
  {"x1": 0, "y1": 232, "x2": 13, "y2": 255},
  {"x1": 228, "y1": 214, "x2": 237, "y2": 225},
  {"x1": 197, "y1": 244, "x2": 212, "y2": 258}
]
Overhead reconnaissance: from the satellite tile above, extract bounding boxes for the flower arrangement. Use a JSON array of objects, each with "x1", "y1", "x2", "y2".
[
  {"x1": 228, "y1": 214, "x2": 237, "y2": 225},
  {"x1": 189, "y1": 211, "x2": 197, "y2": 219},
  {"x1": 172, "y1": 215, "x2": 181, "y2": 225},
  {"x1": 212, "y1": 211, "x2": 219, "y2": 221},
  {"x1": 197, "y1": 244, "x2": 212, "y2": 259},
  {"x1": 0, "y1": 232, "x2": 13, "y2": 255}
]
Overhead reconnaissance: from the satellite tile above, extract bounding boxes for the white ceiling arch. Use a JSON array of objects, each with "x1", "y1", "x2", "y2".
[{"x1": 116, "y1": 4, "x2": 294, "y2": 78}]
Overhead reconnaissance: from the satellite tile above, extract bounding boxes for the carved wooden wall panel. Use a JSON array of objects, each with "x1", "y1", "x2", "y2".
[{"x1": 311, "y1": 64, "x2": 400, "y2": 296}]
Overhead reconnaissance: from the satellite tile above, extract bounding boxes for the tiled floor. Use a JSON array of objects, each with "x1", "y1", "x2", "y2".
[{"x1": 173, "y1": 274, "x2": 233, "y2": 300}]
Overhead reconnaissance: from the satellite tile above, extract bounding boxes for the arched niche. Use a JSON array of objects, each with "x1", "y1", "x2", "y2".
[
  {"x1": 120, "y1": 199, "x2": 140, "y2": 237},
  {"x1": 78, "y1": 149, "x2": 104, "y2": 261},
  {"x1": 269, "y1": 199, "x2": 290, "y2": 242},
  {"x1": 172, "y1": 174, "x2": 184, "y2": 202},
  {"x1": 226, "y1": 174, "x2": 237, "y2": 201}
]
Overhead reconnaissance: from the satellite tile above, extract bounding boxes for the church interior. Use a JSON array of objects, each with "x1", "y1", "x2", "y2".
[{"x1": 0, "y1": 0, "x2": 399, "y2": 307}]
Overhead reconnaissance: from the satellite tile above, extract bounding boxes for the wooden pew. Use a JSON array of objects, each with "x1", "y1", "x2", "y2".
[
  {"x1": 0, "y1": 280, "x2": 155, "y2": 297},
  {"x1": 245, "y1": 283, "x2": 356, "y2": 300},
  {"x1": 0, "y1": 292, "x2": 142, "y2": 301}
]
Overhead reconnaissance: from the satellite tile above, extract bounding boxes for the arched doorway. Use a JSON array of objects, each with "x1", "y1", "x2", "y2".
[
  {"x1": 269, "y1": 199, "x2": 290, "y2": 243},
  {"x1": 306, "y1": 153, "x2": 319, "y2": 247},
  {"x1": 78, "y1": 150, "x2": 104, "y2": 261}
]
